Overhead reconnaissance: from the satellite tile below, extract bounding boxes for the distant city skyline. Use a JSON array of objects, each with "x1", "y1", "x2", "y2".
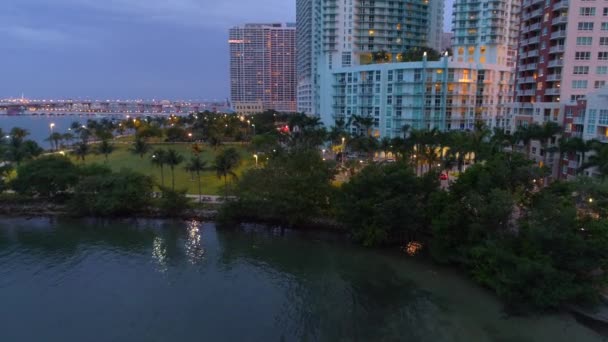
[{"x1": 1, "y1": 0, "x2": 453, "y2": 100}]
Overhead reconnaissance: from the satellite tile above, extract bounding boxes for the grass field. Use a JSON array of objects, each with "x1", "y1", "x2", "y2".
[{"x1": 73, "y1": 142, "x2": 254, "y2": 195}]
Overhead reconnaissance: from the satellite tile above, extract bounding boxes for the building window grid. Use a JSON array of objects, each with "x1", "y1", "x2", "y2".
[
  {"x1": 577, "y1": 37, "x2": 593, "y2": 45},
  {"x1": 600, "y1": 110, "x2": 608, "y2": 125},
  {"x1": 575, "y1": 51, "x2": 592, "y2": 60},
  {"x1": 580, "y1": 7, "x2": 596, "y2": 16},
  {"x1": 572, "y1": 80, "x2": 589, "y2": 88}
]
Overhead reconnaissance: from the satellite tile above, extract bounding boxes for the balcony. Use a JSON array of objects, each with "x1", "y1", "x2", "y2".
[
  {"x1": 522, "y1": 23, "x2": 542, "y2": 34},
  {"x1": 554, "y1": 0, "x2": 569, "y2": 10},
  {"x1": 552, "y1": 16, "x2": 568, "y2": 26},
  {"x1": 522, "y1": 9, "x2": 543, "y2": 20},
  {"x1": 546, "y1": 74, "x2": 562, "y2": 81},
  {"x1": 549, "y1": 45, "x2": 565, "y2": 54},
  {"x1": 547, "y1": 59, "x2": 564, "y2": 68},
  {"x1": 527, "y1": 50, "x2": 539, "y2": 57},
  {"x1": 520, "y1": 63, "x2": 538, "y2": 71},
  {"x1": 523, "y1": 36, "x2": 540, "y2": 45},
  {"x1": 519, "y1": 89, "x2": 536, "y2": 96},
  {"x1": 550, "y1": 31, "x2": 567, "y2": 40},
  {"x1": 545, "y1": 88, "x2": 560, "y2": 95},
  {"x1": 518, "y1": 76, "x2": 536, "y2": 83},
  {"x1": 522, "y1": 0, "x2": 543, "y2": 6}
]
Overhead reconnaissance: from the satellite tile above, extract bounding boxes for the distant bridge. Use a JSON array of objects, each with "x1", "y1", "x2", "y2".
[{"x1": 0, "y1": 100, "x2": 233, "y2": 116}]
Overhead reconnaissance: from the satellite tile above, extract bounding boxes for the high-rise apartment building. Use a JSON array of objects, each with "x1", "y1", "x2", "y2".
[
  {"x1": 308, "y1": 0, "x2": 519, "y2": 137},
  {"x1": 512, "y1": 0, "x2": 608, "y2": 177},
  {"x1": 451, "y1": 0, "x2": 521, "y2": 68},
  {"x1": 229, "y1": 23, "x2": 297, "y2": 113},
  {"x1": 296, "y1": 0, "x2": 445, "y2": 117}
]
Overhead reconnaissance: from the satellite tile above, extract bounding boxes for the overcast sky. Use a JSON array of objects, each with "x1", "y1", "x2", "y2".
[{"x1": 1, "y1": 0, "x2": 452, "y2": 100}]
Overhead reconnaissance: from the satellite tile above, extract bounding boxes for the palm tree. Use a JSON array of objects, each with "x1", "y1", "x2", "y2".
[
  {"x1": 98, "y1": 140, "x2": 114, "y2": 162},
  {"x1": 514, "y1": 124, "x2": 541, "y2": 157},
  {"x1": 581, "y1": 143, "x2": 608, "y2": 178},
  {"x1": 470, "y1": 121, "x2": 490, "y2": 163},
  {"x1": 571, "y1": 137, "x2": 597, "y2": 176},
  {"x1": 165, "y1": 149, "x2": 184, "y2": 190},
  {"x1": 46, "y1": 132, "x2": 63, "y2": 151},
  {"x1": 185, "y1": 156, "x2": 209, "y2": 203},
  {"x1": 10, "y1": 127, "x2": 29, "y2": 141},
  {"x1": 538, "y1": 122, "x2": 562, "y2": 167},
  {"x1": 130, "y1": 137, "x2": 150, "y2": 159},
  {"x1": 61, "y1": 133, "x2": 75, "y2": 148},
  {"x1": 73, "y1": 142, "x2": 89, "y2": 162},
  {"x1": 352, "y1": 115, "x2": 375, "y2": 137},
  {"x1": 401, "y1": 124, "x2": 411, "y2": 139},
  {"x1": 379, "y1": 137, "x2": 392, "y2": 160},
  {"x1": 208, "y1": 135, "x2": 222, "y2": 150},
  {"x1": 214, "y1": 148, "x2": 241, "y2": 198},
  {"x1": 150, "y1": 149, "x2": 168, "y2": 188}
]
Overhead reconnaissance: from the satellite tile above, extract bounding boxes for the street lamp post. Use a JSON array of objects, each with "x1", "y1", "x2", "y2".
[
  {"x1": 49, "y1": 123, "x2": 56, "y2": 150},
  {"x1": 253, "y1": 154, "x2": 258, "y2": 167},
  {"x1": 252, "y1": 124, "x2": 256, "y2": 136}
]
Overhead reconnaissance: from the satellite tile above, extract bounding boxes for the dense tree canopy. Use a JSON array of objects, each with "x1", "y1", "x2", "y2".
[
  {"x1": 221, "y1": 150, "x2": 335, "y2": 226},
  {"x1": 11, "y1": 156, "x2": 79, "y2": 198}
]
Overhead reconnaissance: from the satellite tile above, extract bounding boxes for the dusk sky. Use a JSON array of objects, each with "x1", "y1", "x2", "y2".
[{"x1": 1, "y1": 0, "x2": 452, "y2": 100}]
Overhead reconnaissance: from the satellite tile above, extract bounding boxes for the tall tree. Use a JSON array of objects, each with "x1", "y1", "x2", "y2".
[
  {"x1": 150, "y1": 148, "x2": 168, "y2": 188},
  {"x1": 98, "y1": 140, "x2": 114, "y2": 162},
  {"x1": 46, "y1": 132, "x2": 63, "y2": 151},
  {"x1": 73, "y1": 142, "x2": 89, "y2": 162},
  {"x1": 184, "y1": 156, "x2": 209, "y2": 203},
  {"x1": 165, "y1": 149, "x2": 184, "y2": 190},
  {"x1": 352, "y1": 115, "x2": 375, "y2": 137},
  {"x1": 130, "y1": 137, "x2": 150, "y2": 159},
  {"x1": 581, "y1": 143, "x2": 608, "y2": 179},
  {"x1": 214, "y1": 148, "x2": 241, "y2": 198}
]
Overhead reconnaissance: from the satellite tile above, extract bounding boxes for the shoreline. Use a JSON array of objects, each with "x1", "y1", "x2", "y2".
[{"x1": 3, "y1": 205, "x2": 608, "y2": 332}]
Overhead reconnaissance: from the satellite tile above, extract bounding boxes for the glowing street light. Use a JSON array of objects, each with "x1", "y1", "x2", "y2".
[
  {"x1": 50, "y1": 123, "x2": 55, "y2": 133},
  {"x1": 253, "y1": 154, "x2": 258, "y2": 167}
]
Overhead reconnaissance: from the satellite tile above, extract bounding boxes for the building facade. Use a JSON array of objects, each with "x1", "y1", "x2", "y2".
[
  {"x1": 451, "y1": 0, "x2": 521, "y2": 69},
  {"x1": 296, "y1": 0, "x2": 445, "y2": 117},
  {"x1": 562, "y1": 87, "x2": 608, "y2": 178},
  {"x1": 512, "y1": 0, "x2": 608, "y2": 176},
  {"x1": 324, "y1": 56, "x2": 514, "y2": 138},
  {"x1": 229, "y1": 23, "x2": 297, "y2": 113}
]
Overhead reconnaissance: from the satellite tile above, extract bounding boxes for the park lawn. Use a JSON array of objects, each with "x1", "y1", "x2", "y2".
[{"x1": 74, "y1": 142, "x2": 254, "y2": 195}]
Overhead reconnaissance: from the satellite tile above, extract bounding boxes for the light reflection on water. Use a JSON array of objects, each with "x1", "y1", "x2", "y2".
[
  {"x1": 185, "y1": 220, "x2": 205, "y2": 265},
  {"x1": 152, "y1": 236, "x2": 168, "y2": 273},
  {"x1": 0, "y1": 218, "x2": 604, "y2": 342}
]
